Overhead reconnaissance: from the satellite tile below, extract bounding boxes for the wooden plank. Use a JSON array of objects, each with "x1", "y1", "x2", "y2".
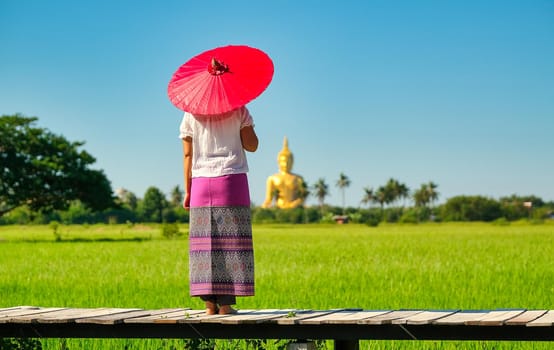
[
  {"x1": 177, "y1": 312, "x2": 229, "y2": 324},
  {"x1": 252, "y1": 310, "x2": 304, "y2": 324},
  {"x1": 466, "y1": 310, "x2": 525, "y2": 326},
  {"x1": 1, "y1": 308, "x2": 69, "y2": 323},
  {"x1": 154, "y1": 310, "x2": 207, "y2": 324},
  {"x1": 35, "y1": 308, "x2": 138, "y2": 324},
  {"x1": 527, "y1": 310, "x2": 554, "y2": 327},
  {"x1": 393, "y1": 310, "x2": 458, "y2": 325},
  {"x1": 326, "y1": 311, "x2": 391, "y2": 324},
  {"x1": 0, "y1": 307, "x2": 41, "y2": 317},
  {"x1": 199, "y1": 310, "x2": 258, "y2": 324},
  {"x1": 0, "y1": 307, "x2": 47, "y2": 320},
  {"x1": 0, "y1": 306, "x2": 38, "y2": 315},
  {"x1": 434, "y1": 311, "x2": 491, "y2": 325},
  {"x1": 296, "y1": 311, "x2": 355, "y2": 325},
  {"x1": 123, "y1": 309, "x2": 190, "y2": 324},
  {"x1": 273, "y1": 310, "x2": 339, "y2": 325},
  {"x1": 76, "y1": 309, "x2": 179, "y2": 325},
  {"x1": 32, "y1": 308, "x2": 99, "y2": 323},
  {"x1": 297, "y1": 310, "x2": 366, "y2": 325},
  {"x1": 505, "y1": 310, "x2": 548, "y2": 326},
  {"x1": 359, "y1": 310, "x2": 424, "y2": 325},
  {"x1": 219, "y1": 309, "x2": 299, "y2": 324}
]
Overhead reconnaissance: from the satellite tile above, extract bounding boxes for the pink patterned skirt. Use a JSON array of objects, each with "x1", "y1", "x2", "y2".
[{"x1": 188, "y1": 173, "x2": 254, "y2": 296}]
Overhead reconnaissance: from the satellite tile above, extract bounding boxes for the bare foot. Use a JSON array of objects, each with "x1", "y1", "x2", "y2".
[
  {"x1": 218, "y1": 305, "x2": 237, "y2": 315},
  {"x1": 205, "y1": 301, "x2": 218, "y2": 315},
  {"x1": 206, "y1": 308, "x2": 218, "y2": 315}
]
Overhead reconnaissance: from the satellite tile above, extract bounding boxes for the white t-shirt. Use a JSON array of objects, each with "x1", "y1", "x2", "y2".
[{"x1": 179, "y1": 106, "x2": 254, "y2": 178}]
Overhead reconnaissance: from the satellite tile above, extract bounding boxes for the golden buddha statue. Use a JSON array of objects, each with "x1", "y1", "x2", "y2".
[{"x1": 262, "y1": 137, "x2": 306, "y2": 209}]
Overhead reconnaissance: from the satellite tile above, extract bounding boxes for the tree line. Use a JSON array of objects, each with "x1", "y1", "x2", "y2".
[{"x1": 2, "y1": 114, "x2": 553, "y2": 226}]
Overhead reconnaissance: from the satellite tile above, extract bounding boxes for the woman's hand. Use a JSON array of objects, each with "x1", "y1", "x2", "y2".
[{"x1": 183, "y1": 193, "x2": 191, "y2": 210}]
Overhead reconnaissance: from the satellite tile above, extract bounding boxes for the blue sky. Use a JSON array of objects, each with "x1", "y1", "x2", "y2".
[{"x1": 1, "y1": 0, "x2": 553, "y2": 207}]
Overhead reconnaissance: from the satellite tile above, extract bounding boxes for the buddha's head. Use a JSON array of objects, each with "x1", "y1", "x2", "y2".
[{"x1": 277, "y1": 137, "x2": 293, "y2": 173}]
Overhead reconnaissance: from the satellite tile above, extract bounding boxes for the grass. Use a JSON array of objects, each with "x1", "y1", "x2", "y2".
[{"x1": 1, "y1": 221, "x2": 553, "y2": 349}]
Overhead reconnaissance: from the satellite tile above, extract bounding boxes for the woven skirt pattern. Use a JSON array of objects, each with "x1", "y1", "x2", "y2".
[{"x1": 189, "y1": 174, "x2": 254, "y2": 296}]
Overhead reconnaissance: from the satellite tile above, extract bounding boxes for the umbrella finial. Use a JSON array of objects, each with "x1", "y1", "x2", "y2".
[{"x1": 208, "y1": 57, "x2": 229, "y2": 76}]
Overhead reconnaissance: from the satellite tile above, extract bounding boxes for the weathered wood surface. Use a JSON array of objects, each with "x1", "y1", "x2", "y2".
[{"x1": 1, "y1": 306, "x2": 553, "y2": 341}]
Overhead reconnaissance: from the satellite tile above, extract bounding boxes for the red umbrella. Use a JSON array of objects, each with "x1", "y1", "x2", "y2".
[{"x1": 168, "y1": 45, "x2": 274, "y2": 115}]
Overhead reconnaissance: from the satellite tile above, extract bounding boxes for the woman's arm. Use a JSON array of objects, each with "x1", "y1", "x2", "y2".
[
  {"x1": 240, "y1": 125, "x2": 259, "y2": 152},
  {"x1": 182, "y1": 136, "x2": 193, "y2": 209}
]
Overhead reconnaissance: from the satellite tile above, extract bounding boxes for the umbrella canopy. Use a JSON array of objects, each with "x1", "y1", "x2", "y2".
[{"x1": 168, "y1": 45, "x2": 274, "y2": 115}]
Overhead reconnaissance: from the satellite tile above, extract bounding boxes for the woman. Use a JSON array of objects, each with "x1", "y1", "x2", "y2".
[{"x1": 180, "y1": 105, "x2": 259, "y2": 315}]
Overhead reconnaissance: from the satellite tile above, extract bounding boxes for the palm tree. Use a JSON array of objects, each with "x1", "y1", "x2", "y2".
[
  {"x1": 396, "y1": 182, "x2": 410, "y2": 207},
  {"x1": 413, "y1": 185, "x2": 429, "y2": 207},
  {"x1": 312, "y1": 178, "x2": 329, "y2": 218},
  {"x1": 384, "y1": 178, "x2": 409, "y2": 207},
  {"x1": 296, "y1": 180, "x2": 310, "y2": 206},
  {"x1": 413, "y1": 181, "x2": 439, "y2": 221},
  {"x1": 374, "y1": 186, "x2": 388, "y2": 211},
  {"x1": 413, "y1": 181, "x2": 439, "y2": 208},
  {"x1": 426, "y1": 181, "x2": 439, "y2": 208},
  {"x1": 361, "y1": 187, "x2": 375, "y2": 208},
  {"x1": 336, "y1": 173, "x2": 351, "y2": 214}
]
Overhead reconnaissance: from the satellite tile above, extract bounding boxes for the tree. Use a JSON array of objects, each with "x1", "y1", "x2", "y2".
[
  {"x1": 361, "y1": 187, "x2": 375, "y2": 208},
  {"x1": 115, "y1": 188, "x2": 138, "y2": 211},
  {"x1": 440, "y1": 195, "x2": 501, "y2": 222},
  {"x1": 170, "y1": 185, "x2": 183, "y2": 207},
  {"x1": 140, "y1": 186, "x2": 168, "y2": 222},
  {"x1": 0, "y1": 114, "x2": 114, "y2": 217},
  {"x1": 296, "y1": 180, "x2": 310, "y2": 206},
  {"x1": 395, "y1": 182, "x2": 410, "y2": 207},
  {"x1": 413, "y1": 181, "x2": 439, "y2": 208},
  {"x1": 499, "y1": 194, "x2": 544, "y2": 220},
  {"x1": 336, "y1": 172, "x2": 351, "y2": 214},
  {"x1": 383, "y1": 178, "x2": 409, "y2": 207},
  {"x1": 374, "y1": 186, "x2": 388, "y2": 210},
  {"x1": 312, "y1": 178, "x2": 329, "y2": 216},
  {"x1": 427, "y1": 181, "x2": 439, "y2": 207}
]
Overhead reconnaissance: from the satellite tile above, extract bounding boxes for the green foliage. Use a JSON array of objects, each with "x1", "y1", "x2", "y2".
[
  {"x1": 382, "y1": 207, "x2": 404, "y2": 223},
  {"x1": 0, "y1": 114, "x2": 115, "y2": 217},
  {"x1": 58, "y1": 200, "x2": 93, "y2": 224},
  {"x1": 353, "y1": 208, "x2": 381, "y2": 226},
  {"x1": 399, "y1": 207, "x2": 432, "y2": 224},
  {"x1": 252, "y1": 208, "x2": 276, "y2": 223},
  {"x1": 398, "y1": 208, "x2": 420, "y2": 224},
  {"x1": 320, "y1": 212, "x2": 335, "y2": 223},
  {"x1": 413, "y1": 182, "x2": 439, "y2": 208},
  {"x1": 365, "y1": 216, "x2": 380, "y2": 227},
  {"x1": 49, "y1": 220, "x2": 61, "y2": 241},
  {"x1": 336, "y1": 172, "x2": 351, "y2": 213},
  {"x1": 244, "y1": 339, "x2": 319, "y2": 350},
  {"x1": 139, "y1": 187, "x2": 168, "y2": 223},
  {"x1": 0, "y1": 206, "x2": 33, "y2": 225},
  {"x1": 0, "y1": 338, "x2": 42, "y2": 350},
  {"x1": 252, "y1": 207, "x2": 314, "y2": 224},
  {"x1": 312, "y1": 178, "x2": 329, "y2": 209},
  {"x1": 274, "y1": 208, "x2": 305, "y2": 224},
  {"x1": 440, "y1": 195, "x2": 502, "y2": 222},
  {"x1": 161, "y1": 222, "x2": 183, "y2": 239},
  {"x1": 1, "y1": 116, "x2": 551, "y2": 227},
  {"x1": 303, "y1": 206, "x2": 321, "y2": 223},
  {"x1": 182, "y1": 338, "x2": 215, "y2": 350},
  {"x1": 492, "y1": 217, "x2": 510, "y2": 226}
]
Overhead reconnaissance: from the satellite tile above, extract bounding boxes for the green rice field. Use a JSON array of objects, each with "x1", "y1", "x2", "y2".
[{"x1": 1, "y1": 221, "x2": 553, "y2": 349}]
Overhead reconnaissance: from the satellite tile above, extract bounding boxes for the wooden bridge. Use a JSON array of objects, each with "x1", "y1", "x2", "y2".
[{"x1": 1, "y1": 306, "x2": 554, "y2": 349}]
